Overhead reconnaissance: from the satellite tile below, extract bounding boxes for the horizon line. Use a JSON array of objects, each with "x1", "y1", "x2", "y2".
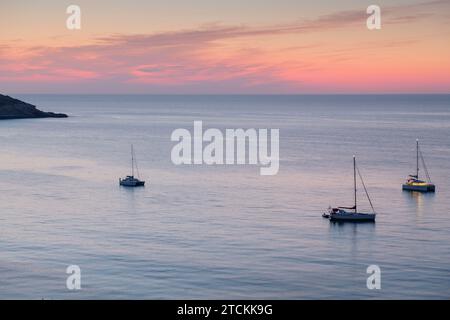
[{"x1": 9, "y1": 92, "x2": 450, "y2": 96}]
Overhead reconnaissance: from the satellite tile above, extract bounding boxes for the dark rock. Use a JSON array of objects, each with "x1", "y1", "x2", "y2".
[{"x1": 0, "y1": 94, "x2": 68, "y2": 120}]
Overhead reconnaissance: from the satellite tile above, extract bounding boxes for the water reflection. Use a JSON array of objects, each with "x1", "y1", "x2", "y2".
[
  {"x1": 328, "y1": 219, "x2": 376, "y2": 242},
  {"x1": 402, "y1": 190, "x2": 435, "y2": 217},
  {"x1": 326, "y1": 220, "x2": 377, "y2": 258},
  {"x1": 120, "y1": 184, "x2": 146, "y2": 214},
  {"x1": 328, "y1": 220, "x2": 376, "y2": 232}
]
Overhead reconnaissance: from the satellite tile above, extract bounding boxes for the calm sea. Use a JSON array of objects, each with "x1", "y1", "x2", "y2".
[{"x1": 0, "y1": 94, "x2": 449, "y2": 299}]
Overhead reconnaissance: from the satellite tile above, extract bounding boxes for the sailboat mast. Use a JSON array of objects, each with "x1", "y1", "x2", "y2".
[
  {"x1": 416, "y1": 139, "x2": 419, "y2": 179},
  {"x1": 354, "y1": 155, "x2": 357, "y2": 213},
  {"x1": 131, "y1": 144, "x2": 134, "y2": 177}
]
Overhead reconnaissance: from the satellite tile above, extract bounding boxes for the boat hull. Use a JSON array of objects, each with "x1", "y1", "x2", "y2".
[
  {"x1": 402, "y1": 183, "x2": 435, "y2": 192},
  {"x1": 329, "y1": 213, "x2": 376, "y2": 222},
  {"x1": 119, "y1": 179, "x2": 145, "y2": 187}
]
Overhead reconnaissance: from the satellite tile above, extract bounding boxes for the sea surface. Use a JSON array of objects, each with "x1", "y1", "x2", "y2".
[{"x1": 0, "y1": 94, "x2": 449, "y2": 299}]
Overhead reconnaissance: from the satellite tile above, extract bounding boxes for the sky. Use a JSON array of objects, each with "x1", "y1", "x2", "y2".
[{"x1": 1, "y1": 0, "x2": 449, "y2": 94}]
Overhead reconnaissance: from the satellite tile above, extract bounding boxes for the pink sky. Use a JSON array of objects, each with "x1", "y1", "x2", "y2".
[{"x1": 1, "y1": 0, "x2": 449, "y2": 94}]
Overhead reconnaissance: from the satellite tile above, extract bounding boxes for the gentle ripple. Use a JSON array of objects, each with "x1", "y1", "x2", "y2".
[{"x1": 0, "y1": 94, "x2": 449, "y2": 299}]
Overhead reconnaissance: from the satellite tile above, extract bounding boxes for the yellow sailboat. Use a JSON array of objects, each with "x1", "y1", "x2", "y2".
[{"x1": 402, "y1": 139, "x2": 435, "y2": 192}]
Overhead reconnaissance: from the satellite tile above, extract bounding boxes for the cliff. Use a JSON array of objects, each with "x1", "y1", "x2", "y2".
[{"x1": 0, "y1": 94, "x2": 68, "y2": 120}]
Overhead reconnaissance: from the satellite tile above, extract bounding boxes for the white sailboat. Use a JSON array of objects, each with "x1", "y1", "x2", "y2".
[
  {"x1": 323, "y1": 156, "x2": 376, "y2": 222},
  {"x1": 119, "y1": 144, "x2": 145, "y2": 187},
  {"x1": 402, "y1": 139, "x2": 435, "y2": 192}
]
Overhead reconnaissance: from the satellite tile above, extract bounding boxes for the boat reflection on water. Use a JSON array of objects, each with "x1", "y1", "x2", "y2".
[
  {"x1": 327, "y1": 218, "x2": 376, "y2": 253},
  {"x1": 403, "y1": 190, "x2": 435, "y2": 218},
  {"x1": 328, "y1": 219, "x2": 376, "y2": 232}
]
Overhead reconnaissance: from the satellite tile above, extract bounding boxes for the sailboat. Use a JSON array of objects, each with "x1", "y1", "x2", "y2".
[
  {"x1": 402, "y1": 139, "x2": 435, "y2": 192},
  {"x1": 323, "y1": 156, "x2": 376, "y2": 222},
  {"x1": 119, "y1": 144, "x2": 145, "y2": 187}
]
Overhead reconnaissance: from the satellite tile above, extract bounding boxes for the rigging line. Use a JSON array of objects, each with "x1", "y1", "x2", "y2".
[
  {"x1": 134, "y1": 152, "x2": 141, "y2": 178},
  {"x1": 356, "y1": 164, "x2": 376, "y2": 214},
  {"x1": 419, "y1": 149, "x2": 432, "y2": 183}
]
